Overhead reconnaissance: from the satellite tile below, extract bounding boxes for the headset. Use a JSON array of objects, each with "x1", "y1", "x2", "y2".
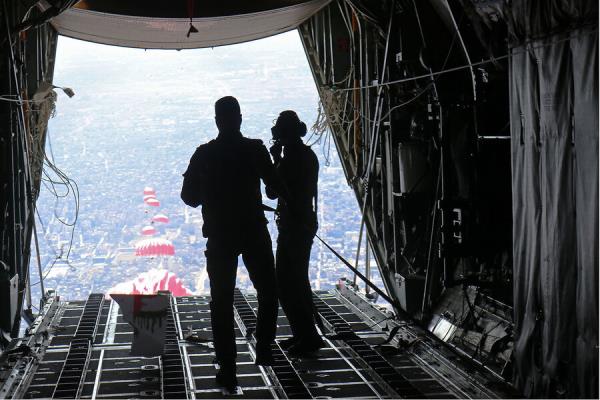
[{"x1": 271, "y1": 111, "x2": 307, "y2": 141}]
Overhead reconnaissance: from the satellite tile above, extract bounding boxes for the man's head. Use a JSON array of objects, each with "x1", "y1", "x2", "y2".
[
  {"x1": 272, "y1": 110, "x2": 307, "y2": 144},
  {"x1": 215, "y1": 96, "x2": 242, "y2": 134}
]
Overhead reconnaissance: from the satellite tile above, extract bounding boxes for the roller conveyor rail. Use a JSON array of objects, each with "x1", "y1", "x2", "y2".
[
  {"x1": 52, "y1": 338, "x2": 91, "y2": 399},
  {"x1": 162, "y1": 295, "x2": 189, "y2": 399},
  {"x1": 312, "y1": 293, "x2": 427, "y2": 399},
  {"x1": 53, "y1": 293, "x2": 104, "y2": 399},
  {"x1": 0, "y1": 289, "x2": 514, "y2": 399},
  {"x1": 72, "y1": 294, "x2": 104, "y2": 340},
  {"x1": 233, "y1": 288, "x2": 313, "y2": 399}
]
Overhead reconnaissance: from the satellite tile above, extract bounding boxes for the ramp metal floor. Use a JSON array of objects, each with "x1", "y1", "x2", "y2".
[{"x1": 0, "y1": 288, "x2": 513, "y2": 399}]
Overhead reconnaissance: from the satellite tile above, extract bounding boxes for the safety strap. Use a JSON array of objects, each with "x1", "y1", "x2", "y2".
[
  {"x1": 262, "y1": 203, "x2": 398, "y2": 309},
  {"x1": 374, "y1": 325, "x2": 401, "y2": 347},
  {"x1": 314, "y1": 233, "x2": 398, "y2": 308}
]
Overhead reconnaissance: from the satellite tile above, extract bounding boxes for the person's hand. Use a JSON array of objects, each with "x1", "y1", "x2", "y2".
[{"x1": 269, "y1": 142, "x2": 283, "y2": 162}]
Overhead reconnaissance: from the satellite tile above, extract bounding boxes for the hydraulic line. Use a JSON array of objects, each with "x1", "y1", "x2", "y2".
[
  {"x1": 351, "y1": 9, "x2": 361, "y2": 162},
  {"x1": 25, "y1": 261, "x2": 32, "y2": 310},
  {"x1": 365, "y1": 235, "x2": 371, "y2": 294},
  {"x1": 427, "y1": 0, "x2": 476, "y2": 101},
  {"x1": 322, "y1": 10, "x2": 327, "y2": 80},
  {"x1": 327, "y1": 6, "x2": 335, "y2": 82},
  {"x1": 421, "y1": 156, "x2": 442, "y2": 316},
  {"x1": 32, "y1": 217, "x2": 45, "y2": 297},
  {"x1": 352, "y1": 217, "x2": 365, "y2": 285},
  {"x1": 411, "y1": 0, "x2": 440, "y2": 101},
  {"x1": 362, "y1": 11, "x2": 393, "y2": 180},
  {"x1": 349, "y1": 6, "x2": 394, "y2": 295}
]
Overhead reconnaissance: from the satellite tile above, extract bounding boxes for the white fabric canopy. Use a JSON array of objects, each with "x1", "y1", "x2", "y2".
[{"x1": 50, "y1": 0, "x2": 330, "y2": 49}]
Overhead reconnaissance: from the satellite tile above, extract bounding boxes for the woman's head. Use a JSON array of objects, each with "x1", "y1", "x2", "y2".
[{"x1": 272, "y1": 110, "x2": 307, "y2": 144}]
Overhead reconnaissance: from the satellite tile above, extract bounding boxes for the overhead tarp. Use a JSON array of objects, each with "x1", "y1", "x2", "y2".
[
  {"x1": 508, "y1": 0, "x2": 598, "y2": 397},
  {"x1": 49, "y1": 0, "x2": 330, "y2": 49},
  {"x1": 71, "y1": 0, "x2": 318, "y2": 18}
]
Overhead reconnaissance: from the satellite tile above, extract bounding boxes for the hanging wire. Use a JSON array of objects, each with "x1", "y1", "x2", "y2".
[
  {"x1": 309, "y1": 100, "x2": 328, "y2": 142},
  {"x1": 30, "y1": 210, "x2": 62, "y2": 286},
  {"x1": 323, "y1": 128, "x2": 332, "y2": 166},
  {"x1": 328, "y1": 29, "x2": 598, "y2": 94},
  {"x1": 30, "y1": 127, "x2": 80, "y2": 290},
  {"x1": 345, "y1": 0, "x2": 381, "y2": 30}
]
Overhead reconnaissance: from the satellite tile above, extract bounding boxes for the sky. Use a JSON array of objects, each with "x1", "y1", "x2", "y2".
[{"x1": 52, "y1": 30, "x2": 317, "y2": 123}]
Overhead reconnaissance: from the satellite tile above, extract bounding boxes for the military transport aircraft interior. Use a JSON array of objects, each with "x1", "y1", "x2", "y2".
[{"x1": 0, "y1": 1, "x2": 598, "y2": 399}]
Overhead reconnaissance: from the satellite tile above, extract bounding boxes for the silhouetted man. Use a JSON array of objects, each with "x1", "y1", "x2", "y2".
[
  {"x1": 266, "y1": 110, "x2": 324, "y2": 356},
  {"x1": 181, "y1": 96, "x2": 278, "y2": 391}
]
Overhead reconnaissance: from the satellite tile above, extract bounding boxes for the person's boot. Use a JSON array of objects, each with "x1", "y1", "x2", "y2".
[
  {"x1": 254, "y1": 342, "x2": 275, "y2": 366},
  {"x1": 278, "y1": 336, "x2": 297, "y2": 350},
  {"x1": 215, "y1": 363, "x2": 237, "y2": 392},
  {"x1": 287, "y1": 336, "x2": 325, "y2": 357}
]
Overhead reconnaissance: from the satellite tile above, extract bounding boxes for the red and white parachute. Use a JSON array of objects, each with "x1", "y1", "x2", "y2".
[
  {"x1": 143, "y1": 194, "x2": 157, "y2": 201},
  {"x1": 140, "y1": 225, "x2": 156, "y2": 236},
  {"x1": 107, "y1": 268, "x2": 192, "y2": 297},
  {"x1": 145, "y1": 197, "x2": 160, "y2": 207},
  {"x1": 152, "y1": 213, "x2": 169, "y2": 224},
  {"x1": 143, "y1": 186, "x2": 156, "y2": 196},
  {"x1": 135, "y1": 238, "x2": 174, "y2": 256}
]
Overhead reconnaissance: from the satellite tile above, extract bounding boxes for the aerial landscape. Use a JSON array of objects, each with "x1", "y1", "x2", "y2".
[{"x1": 31, "y1": 31, "x2": 383, "y2": 304}]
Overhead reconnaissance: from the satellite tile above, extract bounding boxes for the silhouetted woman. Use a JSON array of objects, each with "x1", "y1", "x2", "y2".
[{"x1": 266, "y1": 110, "x2": 325, "y2": 356}]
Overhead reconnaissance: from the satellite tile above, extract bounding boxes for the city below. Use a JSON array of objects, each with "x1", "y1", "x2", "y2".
[{"x1": 31, "y1": 32, "x2": 385, "y2": 305}]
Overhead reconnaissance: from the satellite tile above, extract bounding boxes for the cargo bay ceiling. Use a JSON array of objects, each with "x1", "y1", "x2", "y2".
[{"x1": 0, "y1": 0, "x2": 597, "y2": 398}]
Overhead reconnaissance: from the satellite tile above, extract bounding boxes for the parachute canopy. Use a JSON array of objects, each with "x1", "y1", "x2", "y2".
[
  {"x1": 135, "y1": 238, "x2": 175, "y2": 256},
  {"x1": 143, "y1": 194, "x2": 157, "y2": 201},
  {"x1": 152, "y1": 213, "x2": 170, "y2": 224},
  {"x1": 145, "y1": 198, "x2": 160, "y2": 207},
  {"x1": 143, "y1": 186, "x2": 156, "y2": 195},
  {"x1": 107, "y1": 268, "x2": 192, "y2": 297},
  {"x1": 141, "y1": 225, "x2": 156, "y2": 236}
]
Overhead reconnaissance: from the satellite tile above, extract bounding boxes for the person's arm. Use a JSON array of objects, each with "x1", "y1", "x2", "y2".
[
  {"x1": 265, "y1": 182, "x2": 279, "y2": 200},
  {"x1": 265, "y1": 142, "x2": 283, "y2": 199},
  {"x1": 255, "y1": 141, "x2": 290, "y2": 202},
  {"x1": 307, "y1": 150, "x2": 319, "y2": 234},
  {"x1": 310, "y1": 150, "x2": 319, "y2": 208},
  {"x1": 287, "y1": 149, "x2": 318, "y2": 208},
  {"x1": 181, "y1": 147, "x2": 207, "y2": 208}
]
